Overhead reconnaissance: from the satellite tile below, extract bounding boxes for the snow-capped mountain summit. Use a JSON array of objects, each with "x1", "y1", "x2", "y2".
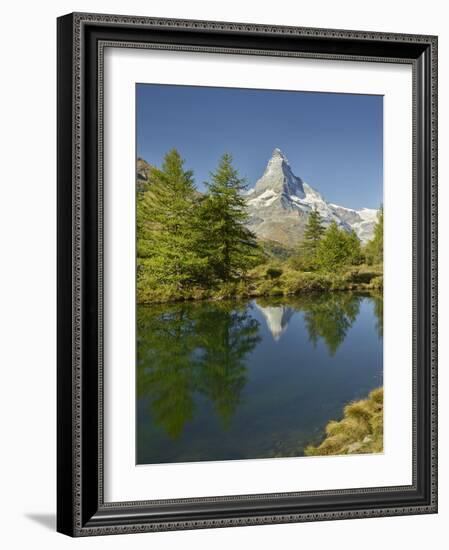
[
  {"x1": 246, "y1": 148, "x2": 379, "y2": 247},
  {"x1": 251, "y1": 148, "x2": 306, "y2": 199}
]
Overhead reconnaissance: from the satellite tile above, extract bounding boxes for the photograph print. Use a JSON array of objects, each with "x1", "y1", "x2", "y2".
[{"x1": 136, "y1": 84, "x2": 384, "y2": 465}]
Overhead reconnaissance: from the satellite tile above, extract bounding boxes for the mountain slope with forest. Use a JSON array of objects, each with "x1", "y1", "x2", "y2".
[
  {"x1": 138, "y1": 149, "x2": 379, "y2": 247},
  {"x1": 136, "y1": 149, "x2": 383, "y2": 304}
]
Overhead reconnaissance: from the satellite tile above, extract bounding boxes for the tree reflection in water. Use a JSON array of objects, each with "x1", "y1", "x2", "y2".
[
  {"x1": 138, "y1": 292, "x2": 381, "y2": 441},
  {"x1": 256, "y1": 292, "x2": 362, "y2": 356},
  {"x1": 301, "y1": 293, "x2": 361, "y2": 356},
  {"x1": 137, "y1": 301, "x2": 261, "y2": 438},
  {"x1": 372, "y1": 292, "x2": 383, "y2": 338}
]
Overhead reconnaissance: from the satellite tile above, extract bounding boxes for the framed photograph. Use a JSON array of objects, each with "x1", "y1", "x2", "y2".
[{"x1": 57, "y1": 12, "x2": 438, "y2": 536}]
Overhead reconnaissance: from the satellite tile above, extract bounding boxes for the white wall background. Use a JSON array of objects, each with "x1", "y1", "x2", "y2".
[{"x1": 0, "y1": 0, "x2": 446, "y2": 547}]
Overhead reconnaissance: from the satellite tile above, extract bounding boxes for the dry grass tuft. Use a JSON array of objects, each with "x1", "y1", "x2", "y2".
[{"x1": 305, "y1": 387, "x2": 383, "y2": 457}]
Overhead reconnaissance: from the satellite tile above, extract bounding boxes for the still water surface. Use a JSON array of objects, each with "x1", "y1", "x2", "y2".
[{"x1": 137, "y1": 292, "x2": 383, "y2": 464}]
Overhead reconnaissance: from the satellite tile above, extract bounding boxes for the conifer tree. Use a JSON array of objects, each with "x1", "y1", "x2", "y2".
[
  {"x1": 137, "y1": 149, "x2": 206, "y2": 289},
  {"x1": 364, "y1": 206, "x2": 383, "y2": 265},
  {"x1": 295, "y1": 207, "x2": 325, "y2": 269},
  {"x1": 316, "y1": 222, "x2": 361, "y2": 271},
  {"x1": 304, "y1": 208, "x2": 325, "y2": 253},
  {"x1": 200, "y1": 153, "x2": 259, "y2": 282},
  {"x1": 346, "y1": 229, "x2": 363, "y2": 265}
]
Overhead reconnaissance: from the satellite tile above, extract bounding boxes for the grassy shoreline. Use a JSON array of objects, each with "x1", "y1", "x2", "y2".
[
  {"x1": 305, "y1": 387, "x2": 384, "y2": 457},
  {"x1": 137, "y1": 263, "x2": 383, "y2": 305}
]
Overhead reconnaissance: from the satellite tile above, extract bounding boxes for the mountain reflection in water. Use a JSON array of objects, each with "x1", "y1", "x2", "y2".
[
  {"x1": 254, "y1": 303, "x2": 295, "y2": 341},
  {"x1": 137, "y1": 292, "x2": 383, "y2": 464}
]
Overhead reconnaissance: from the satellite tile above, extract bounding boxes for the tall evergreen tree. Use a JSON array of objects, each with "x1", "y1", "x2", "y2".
[
  {"x1": 200, "y1": 153, "x2": 259, "y2": 282},
  {"x1": 137, "y1": 149, "x2": 206, "y2": 290},
  {"x1": 364, "y1": 206, "x2": 383, "y2": 265},
  {"x1": 303, "y1": 208, "x2": 325, "y2": 254},
  {"x1": 294, "y1": 207, "x2": 325, "y2": 269},
  {"x1": 316, "y1": 222, "x2": 362, "y2": 271},
  {"x1": 346, "y1": 229, "x2": 363, "y2": 265}
]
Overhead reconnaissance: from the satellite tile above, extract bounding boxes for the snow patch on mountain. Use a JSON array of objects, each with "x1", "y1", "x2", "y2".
[
  {"x1": 248, "y1": 189, "x2": 278, "y2": 207},
  {"x1": 328, "y1": 204, "x2": 379, "y2": 244}
]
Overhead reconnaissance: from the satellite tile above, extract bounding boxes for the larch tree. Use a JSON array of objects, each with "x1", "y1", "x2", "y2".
[
  {"x1": 200, "y1": 153, "x2": 259, "y2": 282},
  {"x1": 364, "y1": 206, "x2": 383, "y2": 265},
  {"x1": 316, "y1": 221, "x2": 362, "y2": 271},
  {"x1": 136, "y1": 149, "x2": 206, "y2": 290},
  {"x1": 304, "y1": 208, "x2": 325, "y2": 252},
  {"x1": 296, "y1": 207, "x2": 325, "y2": 269}
]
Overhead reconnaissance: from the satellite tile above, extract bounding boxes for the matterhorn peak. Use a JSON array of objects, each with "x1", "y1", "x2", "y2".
[
  {"x1": 269, "y1": 148, "x2": 291, "y2": 167},
  {"x1": 272, "y1": 147, "x2": 287, "y2": 160},
  {"x1": 245, "y1": 147, "x2": 379, "y2": 247},
  {"x1": 253, "y1": 148, "x2": 305, "y2": 198}
]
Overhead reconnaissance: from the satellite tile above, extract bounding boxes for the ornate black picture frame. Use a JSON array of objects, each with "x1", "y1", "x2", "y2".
[{"x1": 57, "y1": 12, "x2": 438, "y2": 537}]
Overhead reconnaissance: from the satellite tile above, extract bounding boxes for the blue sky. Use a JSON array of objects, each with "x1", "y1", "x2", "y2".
[{"x1": 136, "y1": 84, "x2": 383, "y2": 210}]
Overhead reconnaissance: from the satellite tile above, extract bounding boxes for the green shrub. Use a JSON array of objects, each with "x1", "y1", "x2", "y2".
[
  {"x1": 137, "y1": 255, "x2": 384, "y2": 304},
  {"x1": 344, "y1": 269, "x2": 376, "y2": 284},
  {"x1": 266, "y1": 267, "x2": 283, "y2": 279},
  {"x1": 369, "y1": 276, "x2": 383, "y2": 290}
]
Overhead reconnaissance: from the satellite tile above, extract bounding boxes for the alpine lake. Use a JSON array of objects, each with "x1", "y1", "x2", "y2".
[{"x1": 137, "y1": 292, "x2": 383, "y2": 464}]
